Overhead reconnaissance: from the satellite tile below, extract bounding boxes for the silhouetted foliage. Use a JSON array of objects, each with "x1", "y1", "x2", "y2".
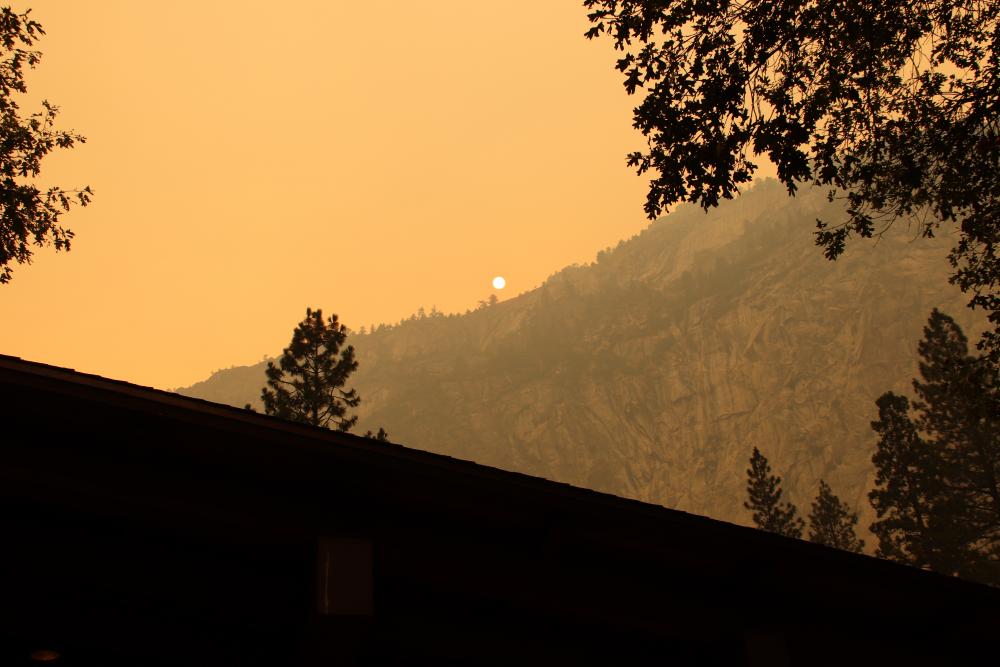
[
  {"x1": 364, "y1": 427, "x2": 390, "y2": 443},
  {"x1": 869, "y1": 311, "x2": 1000, "y2": 584},
  {"x1": 870, "y1": 391, "x2": 966, "y2": 573},
  {"x1": 477, "y1": 294, "x2": 499, "y2": 310},
  {"x1": 0, "y1": 7, "x2": 91, "y2": 284},
  {"x1": 808, "y1": 480, "x2": 864, "y2": 553},
  {"x1": 262, "y1": 308, "x2": 360, "y2": 431},
  {"x1": 585, "y1": 0, "x2": 1000, "y2": 362},
  {"x1": 912, "y1": 310, "x2": 1000, "y2": 571},
  {"x1": 745, "y1": 447, "x2": 803, "y2": 538}
]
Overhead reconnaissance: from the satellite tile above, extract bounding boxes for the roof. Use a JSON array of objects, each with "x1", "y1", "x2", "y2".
[{"x1": 1, "y1": 352, "x2": 997, "y2": 598}]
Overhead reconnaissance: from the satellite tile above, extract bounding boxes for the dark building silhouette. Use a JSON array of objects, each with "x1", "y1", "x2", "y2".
[{"x1": 1, "y1": 354, "x2": 997, "y2": 666}]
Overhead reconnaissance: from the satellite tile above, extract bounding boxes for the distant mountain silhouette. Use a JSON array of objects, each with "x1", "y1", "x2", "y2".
[{"x1": 179, "y1": 179, "x2": 985, "y2": 539}]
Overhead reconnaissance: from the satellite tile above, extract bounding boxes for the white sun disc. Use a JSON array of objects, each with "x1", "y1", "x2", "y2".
[{"x1": 492, "y1": 276, "x2": 506, "y2": 290}]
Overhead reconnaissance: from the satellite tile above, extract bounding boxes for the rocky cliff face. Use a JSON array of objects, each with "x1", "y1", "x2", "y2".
[{"x1": 178, "y1": 180, "x2": 985, "y2": 539}]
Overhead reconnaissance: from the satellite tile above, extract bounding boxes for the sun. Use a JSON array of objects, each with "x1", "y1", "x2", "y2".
[{"x1": 492, "y1": 276, "x2": 506, "y2": 290}]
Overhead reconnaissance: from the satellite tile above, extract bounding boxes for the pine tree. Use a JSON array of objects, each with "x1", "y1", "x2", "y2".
[
  {"x1": 744, "y1": 447, "x2": 804, "y2": 538},
  {"x1": 910, "y1": 310, "x2": 1000, "y2": 581},
  {"x1": 262, "y1": 308, "x2": 360, "y2": 431},
  {"x1": 364, "y1": 427, "x2": 390, "y2": 443},
  {"x1": 808, "y1": 480, "x2": 864, "y2": 553},
  {"x1": 867, "y1": 309, "x2": 1000, "y2": 584},
  {"x1": 869, "y1": 392, "x2": 966, "y2": 574}
]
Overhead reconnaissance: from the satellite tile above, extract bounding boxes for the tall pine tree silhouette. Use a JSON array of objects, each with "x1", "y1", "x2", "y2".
[
  {"x1": 869, "y1": 392, "x2": 953, "y2": 571},
  {"x1": 807, "y1": 480, "x2": 864, "y2": 553},
  {"x1": 912, "y1": 310, "x2": 1000, "y2": 578},
  {"x1": 262, "y1": 308, "x2": 360, "y2": 431},
  {"x1": 869, "y1": 310, "x2": 1000, "y2": 584},
  {"x1": 744, "y1": 447, "x2": 804, "y2": 538}
]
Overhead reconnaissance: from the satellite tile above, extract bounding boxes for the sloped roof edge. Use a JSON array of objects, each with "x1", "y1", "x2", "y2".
[{"x1": 2, "y1": 352, "x2": 996, "y2": 596}]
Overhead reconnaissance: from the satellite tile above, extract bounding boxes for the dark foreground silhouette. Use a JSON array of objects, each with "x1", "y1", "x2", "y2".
[{"x1": 2, "y1": 354, "x2": 998, "y2": 666}]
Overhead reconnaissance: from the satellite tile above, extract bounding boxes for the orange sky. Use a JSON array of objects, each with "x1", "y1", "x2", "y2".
[{"x1": 1, "y1": 1, "x2": 773, "y2": 389}]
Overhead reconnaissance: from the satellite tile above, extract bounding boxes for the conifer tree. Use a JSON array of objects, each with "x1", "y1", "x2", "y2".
[
  {"x1": 869, "y1": 392, "x2": 964, "y2": 574},
  {"x1": 911, "y1": 311, "x2": 1000, "y2": 581},
  {"x1": 364, "y1": 427, "x2": 390, "y2": 443},
  {"x1": 914, "y1": 313, "x2": 1000, "y2": 539},
  {"x1": 262, "y1": 308, "x2": 360, "y2": 431},
  {"x1": 868, "y1": 312, "x2": 1000, "y2": 583},
  {"x1": 744, "y1": 447, "x2": 804, "y2": 538},
  {"x1": 807, "y1": 480, "x2": 864, "y2": 553}
]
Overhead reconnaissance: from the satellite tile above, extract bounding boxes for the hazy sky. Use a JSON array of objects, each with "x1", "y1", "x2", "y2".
[{"x1": 2, "y1": 1, "x2": 770, "y2": 389}]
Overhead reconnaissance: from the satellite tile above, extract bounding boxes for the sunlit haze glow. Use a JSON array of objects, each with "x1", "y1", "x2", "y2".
[{"x1": 0, "y1": 1, "x2": 776, "y2": 389}]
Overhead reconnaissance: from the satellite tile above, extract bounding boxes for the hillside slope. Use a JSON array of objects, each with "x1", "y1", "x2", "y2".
[{"x1": 179, "y1": 180, "x2": 985, "y2": 535}]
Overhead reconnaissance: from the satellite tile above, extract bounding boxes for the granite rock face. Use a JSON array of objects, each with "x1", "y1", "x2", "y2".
[{"x1": 179, "y1": 180, "x2": 985, "y2": 540}]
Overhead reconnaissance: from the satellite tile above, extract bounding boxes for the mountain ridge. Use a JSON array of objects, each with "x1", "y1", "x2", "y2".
[{"x1": 178, "y1": 179, "x2": 986, "y2": 539}]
